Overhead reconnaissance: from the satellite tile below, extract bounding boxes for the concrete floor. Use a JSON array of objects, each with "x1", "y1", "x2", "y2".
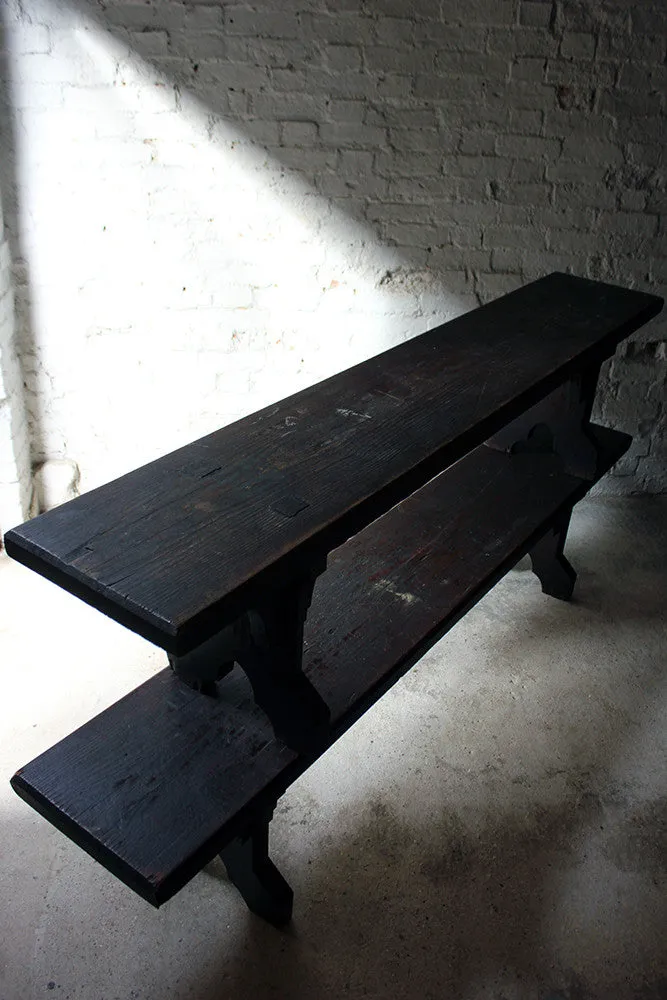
[{"x1": 0, "y1": 496, "x2": 665, "y2": 1000}]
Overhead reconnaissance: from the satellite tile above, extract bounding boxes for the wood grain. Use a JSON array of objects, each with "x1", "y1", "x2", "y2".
[
  {"x1": 4, "y1": 274, "x2": 661, "y2": 654},
  {"x1": 11, "y1": 425, "x2": 630, "y2": 907}
]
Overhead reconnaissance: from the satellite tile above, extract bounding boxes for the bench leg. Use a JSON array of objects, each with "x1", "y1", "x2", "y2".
[
  {"x1": 169, "y1": 560, "x2": 331, "y2": 753},
  {"x1": 219, "y1": 808, "x2": 293, "y2": 926},
  {"x1": 168, "y1": 625, "x2": 236, "y2": 695},
  {"x1": 239, "y1": 569, "x2": 331, "y2": 753},
  {"x1": 529, "y1": 510, "x2": 577, "y2": 601},
  {"x1": 487, "y1": 368, "x2": 603, "y2": 480}
]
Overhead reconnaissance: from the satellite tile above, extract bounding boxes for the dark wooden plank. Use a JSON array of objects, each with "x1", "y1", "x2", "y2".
[
  {"x1": 11, "y1": 424, "x2": 630, "y2": 906},
  {"x1": 5, "y1": 275, "x2": 661, "y2": 654},
  {"x1": 6, "y1": 274, "x2": 661, "y2": 652}
]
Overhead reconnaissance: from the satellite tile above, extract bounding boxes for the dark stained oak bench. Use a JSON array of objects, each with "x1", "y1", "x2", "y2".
[{"x1": 6, "y1": 273, "x2": 663, "y2": 926}]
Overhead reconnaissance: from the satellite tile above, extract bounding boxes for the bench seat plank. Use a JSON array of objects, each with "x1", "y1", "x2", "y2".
[
  {"x1": 5, "y1": 275, "x2": 660, "y2": 654},
  {"x1": 11, "y1": 424, "x2": 629, "y2": 906}
]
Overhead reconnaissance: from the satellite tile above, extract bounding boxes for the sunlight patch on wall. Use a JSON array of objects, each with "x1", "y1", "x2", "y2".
[{"x1": 6, "y1": 1, "x2": 463, "y2": 491}]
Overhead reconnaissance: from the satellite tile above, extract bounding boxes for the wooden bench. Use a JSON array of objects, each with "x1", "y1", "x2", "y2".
[{"x1": 6, "y1": 273, "x2": 662, "y2": 926}]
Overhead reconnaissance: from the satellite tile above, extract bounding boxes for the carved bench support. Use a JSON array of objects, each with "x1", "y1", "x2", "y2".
[
  {"x1": 488, "y1": 369, "x2": 602, "y2": 604},
  {"x1": 219, "y1": 805, "x2": 293, "y2": 926},
  {"x1": 236, "y1": 563, "x2": 330, "y2": 752},
  {"x1": 488, "y1": 369, "x2": 603, "y2": 479},
  {"x1": 168, "y1": 627, "x2": 236, "y2": 696},
  {"x1": 529, "y1": 510, "x2": 577, "y2": 601},
  {"x1": 170, "y1": 557, "x2": 330, "y2": 752}
]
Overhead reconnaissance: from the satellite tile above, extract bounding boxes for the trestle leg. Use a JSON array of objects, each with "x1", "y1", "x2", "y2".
[
  {"x1": 219, "y1": 807, "x2": 293, "y2": 926},
  {"x1": 487, "y1": 369, "x2": 603, "y2": 480},
  {"x1": 237, "y1": 567, "x2": 330, "y2": 753},
  {"x1": 169, "y1": 560, "x2": 331, "y2": 753},
  {"x1": 529, "y1": 510, "x2": 577, "y2": 601}
]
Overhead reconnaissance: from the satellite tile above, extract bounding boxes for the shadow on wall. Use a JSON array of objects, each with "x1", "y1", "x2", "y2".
[
  {"x1": 71, "y1": 0, "x2": 666, "y2": 283},
  {"x1": 71, "y1": 0, "x2": 501, "y2": 290},
  {"x1": 2, "y1": 0, "x2": 666, "y2": 495},
  {"x1": 0, "y1": 20, "x2": 35, "y2": 530},
  {"x1": 70, "y1": 0, "x2": 541, "y2": 295}
]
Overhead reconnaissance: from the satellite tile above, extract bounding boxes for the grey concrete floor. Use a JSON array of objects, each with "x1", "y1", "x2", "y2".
[{"x1": 0, "y1": 496, "x2": 665, "y2": 1000}]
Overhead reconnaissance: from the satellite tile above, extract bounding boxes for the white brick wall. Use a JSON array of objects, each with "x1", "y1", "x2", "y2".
[
  {"x1": 0, "y1": 0, "x2": 665, "y2": 498},
  {"x1": 0, "y1": 180, "x2": 32, "y2": 535}
]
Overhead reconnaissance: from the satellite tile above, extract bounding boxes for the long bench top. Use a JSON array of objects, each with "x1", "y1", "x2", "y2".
[
  {"x1": 11, "y1": 425, "x2": 630, "y2": 906},
  {"x1": 5, "y1": 273, "x2": 661, "y2": 654}
]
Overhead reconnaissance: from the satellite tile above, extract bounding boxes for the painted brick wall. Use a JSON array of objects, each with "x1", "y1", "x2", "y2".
[
  {"x1": 0, "y1": 0, "x2": 665, "y2": 504},
  {"x1": 0, "y1": 176, "x2": 32, "y2": 534}
]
